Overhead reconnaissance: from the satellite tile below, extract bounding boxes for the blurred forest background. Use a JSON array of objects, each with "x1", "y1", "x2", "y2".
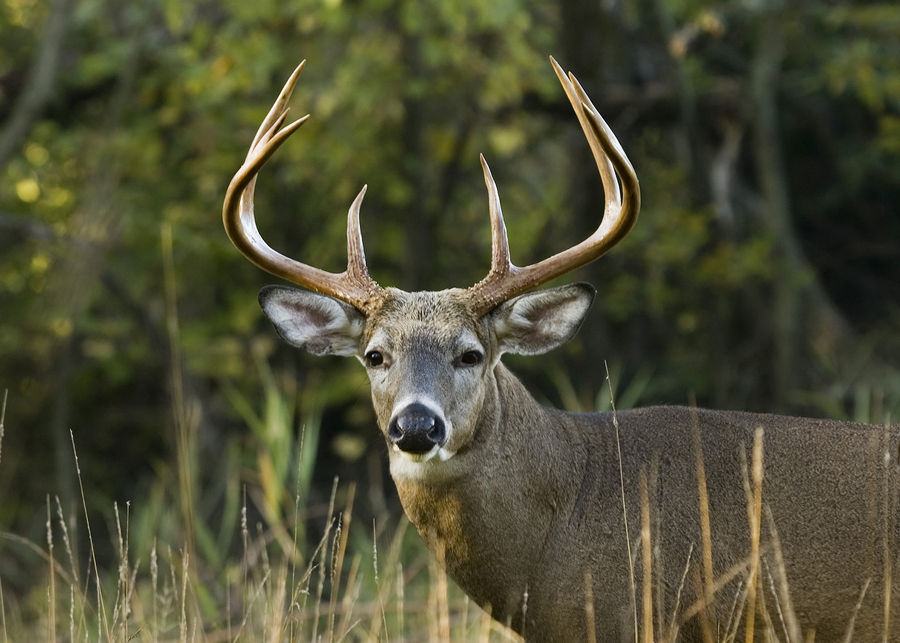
[{"x1": 0, "y1": 0, "x2": 898, "y2": 636}]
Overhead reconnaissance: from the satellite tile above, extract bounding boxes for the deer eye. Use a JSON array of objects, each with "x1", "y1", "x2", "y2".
[
  {"x1": 457, "y1": 350, "x2": 483, "y2": 367},
  {"x1": 365, "y1": 350, "x2": 384, "y2": 367}
]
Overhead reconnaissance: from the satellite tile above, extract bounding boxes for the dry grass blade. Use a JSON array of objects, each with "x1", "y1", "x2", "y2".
[
  {"x1": 478, "y1": 603, "x2": 492, "y2": 643},
  {"x1": 312, "y1": 476, "x2": 339, "y2": 642},
  {"x1": 54, "y1": 496, "x2": 78, "y2": 586},
  {"x1": 640, "y1": 469, "x2": 654, "y2": 643},
  {"x1": 690, "y1": 406, "x2": 715, "y2": 611},
  {"x1": 46, "y1": 496, "x2": 56, "y2": 641},
  {"x1": 763, "y1": 505, "x2": 801, "y2": 642},
  {"x1": 0, "y1": 388, "x2": 6, "y2": 467},
  {"x1": 744, "y1": 427, "x2": 764, "y2": 643},
  {"x1": 841, "y1": 577, "x2": 871, "y2": 643},
  {"x1": 180, "y1": 548, "x2": 189, "y2": 642},
  {"x1": 371, "y1": 520, "x2": 389, "y2": 641},
  {"x1": 435, "y1": 542, "x2": 450, "y2": 642},
  {"x1": 150, "y1": 541, "x2": 158, "y2": 640},
  {"x1": 288, "y1": 422, "x2": 308, "y2": 643},
  {"x1": 665, "y1": 542, "x2": 693, "y2": 642},
  {"x1": 70, "y1": 429, "x2": 110, "y2": 640},
  {"x1": 328, "y1": 482, "x2": 356, "y2": 640},
  {"x1": 605, "y1": 361, "x2": 638, "y2": 641},
  {"x1": 681, "y1": 552, "x2": 757, "y2": 623},
  {"x1": 336, "y1": 553, "x2": 362, "y2": 638},
  {"x1": 690, "y1": 564, "x2": 715, "y2": 643},
  {"x1": 722, "y1": 574, "x2": 747, "y2": 642},
  {"x1": 689, "y1": 402, "x2": 715, "y2": 642},
  {"x1": 395, "y1": 560, "x2": 404, "y2": 639},
  {"x1": 584, "y1": 570, "x2": 597, "y2": 643},
  {"x1": 0, "y1": 574, "x2": 7, "y2": 643},
  {"x1": 881, "y1": 420, "x2": 894, "y2": 642}
]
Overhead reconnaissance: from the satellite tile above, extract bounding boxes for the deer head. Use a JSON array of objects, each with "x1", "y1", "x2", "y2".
[{"x1": 223, "y1": 57, "x2": 639, "y2": 482}]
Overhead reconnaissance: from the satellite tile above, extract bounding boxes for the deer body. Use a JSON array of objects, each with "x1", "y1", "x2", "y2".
[
  {"x1": 224, "y1": 59, "x2": 899, "y2": 640},
  {"x1": 397, "y1": 361, "x2": 898, "y2": 640}
]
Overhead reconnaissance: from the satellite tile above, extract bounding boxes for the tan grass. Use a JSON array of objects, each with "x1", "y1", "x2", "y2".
[
  {"x1": 640, "y1": 469, "x2": 654, "y2": 643},
  {"x1": 606, "y1": 360, "x2": 639, "y2": 640},
  {"x1": 744, "y1": 427, "x2": 764, "y2": 643}
]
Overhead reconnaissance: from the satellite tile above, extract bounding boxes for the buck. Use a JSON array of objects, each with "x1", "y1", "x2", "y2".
[{"x1": 224, "y1": 59, "x2": 898, "y2": 641}]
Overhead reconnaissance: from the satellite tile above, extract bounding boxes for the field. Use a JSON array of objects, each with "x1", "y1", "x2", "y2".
[{"x1": 2, "y1": 376, "x2": 896, "y2": 642}]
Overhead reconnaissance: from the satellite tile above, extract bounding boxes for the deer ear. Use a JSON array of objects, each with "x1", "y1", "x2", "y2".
[
  {"x1": 491, "y1": 283, "x2": 595, "y2": 356},
  {"x1": 259, "y1": 286, "x2": 365, "y2": 356}
]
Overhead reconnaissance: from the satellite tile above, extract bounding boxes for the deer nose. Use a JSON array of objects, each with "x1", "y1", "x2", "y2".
[{"x1": 388, "y1": 403, "x2": 446, "y2": 454}]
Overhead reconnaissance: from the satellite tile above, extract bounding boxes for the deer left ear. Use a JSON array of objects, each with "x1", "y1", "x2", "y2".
[{"x1": 491, "y1": 283, "x2": 596, "y2": 356}]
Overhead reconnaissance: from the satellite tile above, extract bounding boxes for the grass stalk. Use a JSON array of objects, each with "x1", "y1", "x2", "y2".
[
  {"x1": 882, "y1": 421, "x2": 893, "y2": 642},
  {"x1": 690, "y1": 563, "x2": 714, "y2": 643},
  {"x1": 763, "y1": 505, "x2": 801, "y2": 642},
  {"x1": 0, "y1": 388, "x2": 6, "y2": 467},
  {"x1": 161, "y1": 223, "x2": 198, "y2": 566},
  {"x1": 312, "y1": 477, "x2": 339, "y2": 643},
  {"x1": 689, "y1": 405, "x2": 715, "y2": 643},
  {"x1": 640, "y1": 469, "x2": 654, "y2": 643},
  {"x1": 0, "y1": 575, "x2": 7, "y2": 643},
  {"x1": 372, "y1": 520, "x2": 389, "y2": 640},
  {"x1": 288, "y1": 422, "x2": 308, "y2": 643},
  {"x1": 744, "y1": 427, "x2": 764, "y2": 643},
  {"x1": 584, "y1": 570, "x2": 596, "y2": 643},
  {"x1": 395, "y1": 561, "x2": 404, "y2": 639},
  {"x1": 690, "y1": 406, "x2": 715, "y2": 611},
  {"x1": 665, "y1": 543, "x2": 693, "y2": 642},
  {"x1": 70, "y1": 429, "x2": 110, "y2": 640},
  {"x1": 435, "y1": 542, "x2": 450, "y2": 642},
  {"x1": 180, "y1": 548, "x2": 189, "y2": 642},
  {"x1": 605, "y1": 361, "x2": 637, "y2": 641},
  {"x1": 150, "y1": 540, "x2": 158, "y2": 640},
  {"x1": 46, "y1": 496, "x2": 56, "y2": 641},
  {"x1": 328, "y1": 482, "x2": 356, "y2": 640},
  {"x1": 842, "y1": 577, "x2": 871, "y2": 643}
]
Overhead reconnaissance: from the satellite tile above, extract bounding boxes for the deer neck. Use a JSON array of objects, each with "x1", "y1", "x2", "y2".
[{"x1": 391, "y1": 362, "x2": 584, "y2": 623}]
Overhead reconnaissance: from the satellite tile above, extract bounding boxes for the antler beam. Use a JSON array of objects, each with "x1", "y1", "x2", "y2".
[
  {"x1": 222, "y1": 60, "x2": 384, "y2": 312},
  {"x1": 466, "y1": 56, "x2": 641, "y2": 315}
]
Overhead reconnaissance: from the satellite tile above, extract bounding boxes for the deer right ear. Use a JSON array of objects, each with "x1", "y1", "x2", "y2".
[
  {"x1": 259, "y1": 286, "x2": 365, "y2": 356},
  {"x1": 491, "y1": 283, "x2": 596, "y2": 356}
]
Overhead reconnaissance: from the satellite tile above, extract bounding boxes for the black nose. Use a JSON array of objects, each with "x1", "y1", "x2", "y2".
[{"x1": 388, "y1": 403, "x2": 446, "y2": 454}]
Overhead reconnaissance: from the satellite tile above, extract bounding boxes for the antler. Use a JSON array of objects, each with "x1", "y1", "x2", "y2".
[
  {"x1": 467, "y1": 56, "x2": 641, "y2": 315},
  {"x1": 223, "y1": 60, "x2": 385, "y2": 312}
]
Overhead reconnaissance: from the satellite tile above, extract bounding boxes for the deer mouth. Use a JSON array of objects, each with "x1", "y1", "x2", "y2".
[{"x1": 391, "y1": 441, "x2": 457, "y2": 463}]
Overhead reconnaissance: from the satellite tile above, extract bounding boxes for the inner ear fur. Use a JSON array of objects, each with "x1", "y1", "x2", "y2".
[
  {"x1": 490, "y1": 283, "x2": 596, "y2": 356},
  {"x1": 258, "y1": 285, "x2": 365, "y2": 356}
]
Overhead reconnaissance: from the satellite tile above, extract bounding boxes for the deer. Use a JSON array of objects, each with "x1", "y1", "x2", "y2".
[{"x1": 223, "y1": 58, "x2": 899, "y2": 641}]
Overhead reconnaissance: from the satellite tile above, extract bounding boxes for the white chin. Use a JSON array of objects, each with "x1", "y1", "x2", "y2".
[{"x1": 389, "y1": 444, "x2": 457, "y2": 479}]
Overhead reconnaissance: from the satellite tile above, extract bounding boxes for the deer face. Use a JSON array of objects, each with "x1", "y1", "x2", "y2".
[{"x1": 259, "y1": 283, "x2": 595, "y2": 480}]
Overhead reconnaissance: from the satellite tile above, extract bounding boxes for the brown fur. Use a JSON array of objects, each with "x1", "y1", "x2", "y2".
[{"x1": 395, "y1": 364, "x2": 899, "y2": 641}]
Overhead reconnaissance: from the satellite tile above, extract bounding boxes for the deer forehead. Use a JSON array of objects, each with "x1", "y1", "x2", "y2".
[{"x1": 363, "y1": 289, "x2": 490, "y2": 352}]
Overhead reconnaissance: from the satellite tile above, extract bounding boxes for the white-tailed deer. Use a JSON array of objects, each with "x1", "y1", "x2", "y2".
[{"x1": 224, "y1": 59, "x2": 898, "y2": 641}]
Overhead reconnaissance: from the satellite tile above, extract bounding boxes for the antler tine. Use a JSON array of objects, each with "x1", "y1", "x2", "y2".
[
  {"x1": 467, "y1": 57, "x2": 641, "y2": 315},
  {"x1": 250, "y1": 60, "x2": 306, "y2": 152},
  {"x1": 223, "y1": 62, "x2": 384, "y2": 312},
  {"x1": 346, "y1": 185, "x2": 370, "y2": 279},
  {"x1": 479, "y1": 154, "x2": 512, "y2": 277}
]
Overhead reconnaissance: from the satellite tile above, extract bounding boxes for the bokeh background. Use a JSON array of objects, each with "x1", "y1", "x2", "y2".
[{"x1": 1, "y1": 0, "x2": 898, "y2": 635}]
